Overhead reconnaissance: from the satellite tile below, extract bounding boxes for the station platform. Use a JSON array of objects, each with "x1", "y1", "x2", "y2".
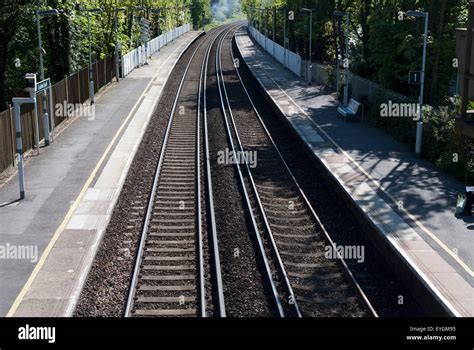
[
  {"x1": 236, "y1": 28, "x2": 473, "y2": 317},
  {"x1": 0, "y1": 30, "x2": 202, "y2": 317}
]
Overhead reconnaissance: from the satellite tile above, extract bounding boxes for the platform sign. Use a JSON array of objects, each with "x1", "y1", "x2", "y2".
[
  {"x1": 36, "y1": 78, "x2": 50, "y2": 93},
  {"x1": 409, "y1": 71, "x2": 421, "y2": 85},
  {"x1": 140, "y1": 18, "x2": 151, "y2": 42},
  {"x1": 140, "y1": 18, "x2": 151, "y2": 30}
]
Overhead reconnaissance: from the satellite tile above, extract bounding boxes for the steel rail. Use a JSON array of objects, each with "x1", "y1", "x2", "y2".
[
  {"x1": 229, "y1": 26, "x2": 378, "y2": 317},
  {"x1": 125, "y1": 26, "x2": 230, "y2": 317},
  {"x1": 197, "y1": 25, "x2": 237, "y2": 317},
  {"x1": 218, "y1": 29, "x2": 301, "y2": 317},
  {"x1": 215, "y1": 25, "x2": 286, "y2": 317}
]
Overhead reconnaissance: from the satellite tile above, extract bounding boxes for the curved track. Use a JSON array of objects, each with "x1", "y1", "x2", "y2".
[
  {"x1": 216, "y1": 26, "x2": 378, "y2": 317},
  {"x1": 123, "y1": 23, "x2": 378, "y2": 318},
  {"x1": 125, "y1": 25, "x2": 236, "y2": 317}
]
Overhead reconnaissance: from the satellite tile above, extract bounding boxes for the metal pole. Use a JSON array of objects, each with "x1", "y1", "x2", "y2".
[
  {"x1": 13, "y1": 102, "x2": 25, "y2": 199},
  {"x1": 251, "y1": 7, "x2": 254, "y2": 28},
  {"x1": 49, "y1": 85, "x2": 54, "y2": 142},
  {"x1": 415, "y1": 12, "x2": 429, "y2": 155},
  {"x1": 308, "y1": 10, "x2": 313, "y2": 85},
  {"x1": 265, "y1": 10, "x2": 267, "y2": 51},
  {"x1": 41, "y1": 90, "x2": 50, "y2": 146},
  {"x1": 258, "y1": 9, "x2": 261, "y2": 31},
  {"x1": 129, "y1": 10, "x2": 134, "y2": 51},
  {"x1": 173, "y1": 8, "x2": 176, "y2": 41},
  {"x1": 115, "y1": 11, "x2": 120, "y2": 81},
  {"x1": 65, "y1": 75, "x2": 69, "y2": 112},
  {"x1": 36, "y1": 11, "x2": 44, "y2": 81},
  {"x1": 36, "y1": 11, "x2": 49, "y2": 148},
  {"x1": 157, "y1": 10, "x2": 161, "y2": 53},
  {"x1": 335, "y1": 18, "x2": 340, "y2": 98},
  {"x1": 136, "y1": 14, "x2": 140, "y2": 67},
  {"x1": 273, "y1": 8, "x2": 276, "y2": 58},
  {"x1": 33, "y1": 95, "x2": 40, "y2": 155},
  {"x1": 284, "y1": 8, "x2": 287, "y2": 67},
  {"x1": 461, "y1": 5, "x2": 474, "y2": 119},
  {"x1": 8, "y1": 104, "x2": 15, "y2": 166},
  {"x1": 256, "y1": 8, "x2": 259, "y2": 31},
  {"x1": 343, "y1": 14, "x2": 349, "y2": 105},
  {"x1": 254, "y1": 9, "x2": 257, "y2": 30},
  {"x1": 88, "y1": 14, "x2": 95, "y2": 104}
]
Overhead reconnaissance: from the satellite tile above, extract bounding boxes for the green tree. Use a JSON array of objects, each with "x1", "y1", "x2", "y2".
[{"x1": 0, "y1": 0, "x2": 211, "y2": 111}]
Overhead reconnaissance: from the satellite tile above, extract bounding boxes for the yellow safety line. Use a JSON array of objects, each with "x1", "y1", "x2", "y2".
[
  {"x1": 6, "y1": 34, "x2": 196, "y2": 317},
  {"x1": 242, "y1": 38, "x2": 474, "y2": 278}
]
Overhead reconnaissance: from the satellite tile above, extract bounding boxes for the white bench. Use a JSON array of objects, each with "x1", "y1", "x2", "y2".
[{"x1": 337, "y1": 98, "x2": 363, "y2": 121}]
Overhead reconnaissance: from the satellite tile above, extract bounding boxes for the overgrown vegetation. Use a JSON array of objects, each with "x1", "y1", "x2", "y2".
[
  {"x1": 0, "y1": 0, "x2": 216, "y2": 111},
  {"x1": 242, "y1": 0, "x2": 473, "y2": 183}
]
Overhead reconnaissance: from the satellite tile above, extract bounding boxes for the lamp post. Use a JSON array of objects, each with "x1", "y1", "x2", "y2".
[
  {"x1": 114, "y1": 8, "x2": 126, "y2": 81},
  {"x1": 166, "y1": 6, "x2": 176, "y2": 41},
  {"x1": 334, "y1": 11, "x2": 350, "y2": 105},
  {"x1": 150, "y1": 8, "x2": 162, "y2": 51},
  {"x1": 257, "y1": 8, "x2": 270, "y2": 51},
  {"x1": 406, "y1": 10, "x2": 429, "y2": 156},
  {"x1": 277, "y1": 7, "x2": 288, "y2": 66},
  {"x1": 255, "y1": 7, "x2": 262, "y2": 32},
  {"x1": 87, "y1": 9, "x2": 102, "y2": 104},
  {"x1": 250, "y1": 6, "x2": 255, "y2": 28},
  {"x1": 36, "y1": 9, "x2": 62, "y2": 148},
  {"x1": 133, "y1": 7, "x2": 145, "y2": 66},
  {"x1": 160, "y1": 7, "x2": 169, "y2": 39},
  {"x1": 301, "y1": 8, "x2": 313, "y2": 85},
  {"x1": 13, "y1": 73, "x2": 38, "y2": 199},
  {"x1": 252, "y1": 6, "x2": 259, "y2": 31},
  {"x1": 272, "y1": 7, "x2": 276, "y2": 57},
  {"x1": 77, "y1": 7, "x2": 102, "y2": 105}
]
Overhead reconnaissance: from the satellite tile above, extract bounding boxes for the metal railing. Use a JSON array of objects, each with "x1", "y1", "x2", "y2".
[
  {"x1": 248, "y1": 26, "x2": 302, "y2": 77},
  {"x1": 122, "y1": 24, "x2": 190, "y2": 77}
]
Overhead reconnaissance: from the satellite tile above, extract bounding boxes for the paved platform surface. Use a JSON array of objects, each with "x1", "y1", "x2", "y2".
[
  {"x1": 236, "y1": 28, "x2": 473, "y2": 317},
  {"x1": 0, "y1": 30, "x2": 201, "y2": 317}
]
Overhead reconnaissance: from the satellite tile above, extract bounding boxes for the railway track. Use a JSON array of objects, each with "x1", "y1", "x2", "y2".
[
  {"x1": 216, "y1": 26, "x2": 378, "y2": 317},
  {"x1": 124, "y1": 25, "x2": 235, "y2": 317},
  {"x1": 123, "y1": 22, "x2": 377, "y2": 318}
]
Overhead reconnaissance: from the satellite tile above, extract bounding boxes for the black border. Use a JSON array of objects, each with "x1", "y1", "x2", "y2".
[{"x1": 0, "y1": 317, "x2": 472, "y2": 347}]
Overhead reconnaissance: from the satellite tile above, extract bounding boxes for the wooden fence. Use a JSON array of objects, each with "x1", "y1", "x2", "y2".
[{"x1": 0, "y1": 55, "x2": 115, "y2": 173}]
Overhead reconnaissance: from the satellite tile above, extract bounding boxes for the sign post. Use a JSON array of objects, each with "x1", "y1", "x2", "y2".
[
  {"x1": 13, "y1": 73, "x2": 38, "y2": 199},
  {"x1": 409, "y1": 71, "x2": 422, "y2": 85},
  {"x1": 140, "y1": 18, "x2": 151, "y2": 65},
  {"x1": 36, "y1": 78, "x2": 50, "y2": 93},
  {"x1": 49, "y1": 84, "x2": 55, "y2": 142},
  {"x1": 36, "y1": 78, "x2": 52, "y2": 145},
  {"x1": 406, "y1": 10, "x2": 429, "y2": 156}
]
